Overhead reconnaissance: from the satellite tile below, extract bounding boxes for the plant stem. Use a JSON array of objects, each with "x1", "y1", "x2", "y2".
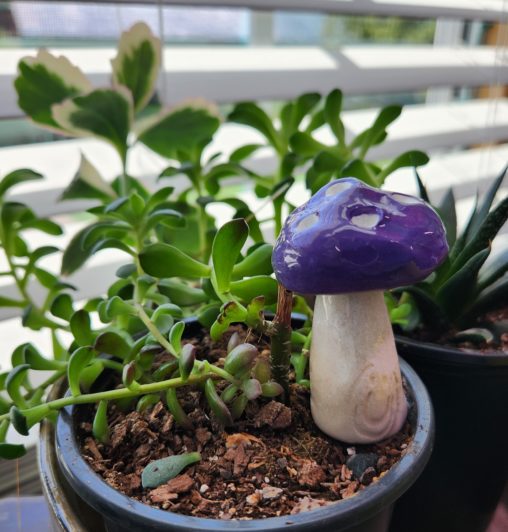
[{"x1": 270, "y1": 283, "x2": 293, "y2": 402}]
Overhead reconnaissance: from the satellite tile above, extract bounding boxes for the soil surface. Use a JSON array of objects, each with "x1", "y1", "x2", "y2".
[
  {"x1": 404, "y1": 305, "x2": 508, "y2": 354},
  {"x1": 79, "y1": 326, "x2": 415, "y2": 520}
]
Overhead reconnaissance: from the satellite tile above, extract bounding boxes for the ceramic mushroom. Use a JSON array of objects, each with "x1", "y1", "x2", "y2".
[{"x1": 272, "y1": 178, "x2": 448, "y2": 443}]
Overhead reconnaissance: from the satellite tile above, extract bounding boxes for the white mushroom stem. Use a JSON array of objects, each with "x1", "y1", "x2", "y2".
[{"x1": 310, "y1": 290, "x2": 408, "y2": 444}]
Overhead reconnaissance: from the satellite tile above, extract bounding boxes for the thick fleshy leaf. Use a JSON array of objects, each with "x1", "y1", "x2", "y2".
[
  {"x1": 356, "y1": 105, "x2": 402, "y2": 156},
  {"x1": 376, "y1": 150, "x2": 429, "y2": 185},
  {"x1": 70, "y1": 310, "x2": 94, "y2": 346},
  {"x1": 111, "y1": 22, "x2": 161, "y2": 113},
  {"x1": 6, "y1": 365, "x2": 30, "y2": 408},
  {"x1": 0, "y1": 169, "x2": 43, "y2": 198},
  {"x1": 211, "y1": 219, "x2": 249, "y2": 295},
  {"x1": 52, "y1": 88, "x2": 133, "y2": 161},
  {"x1": 158, "y1": 280, "x2": 208, "y2": 306},
  {"x1": 229, "y1": 143, "x2": 263, "y2": 162},
  {"x1": 142, "y1": 452, "x2": 201, "y2": 489},
  {"x1": 22, "y1": 343, "x2": 65, "y2": 371},
  {"x1": 68, "y1": 346, "x2": 95, "y2": 396},
  {"x1": 228, "y1": 102, "x2": 281, "y2": 152},
  {"x1": 210, "y1": 301, "x2": 247, "y2": 341},
  {"x1": 204, "y1": 379, "x2": 233, "y2": 426},
  {"x1": 94, "y1": 331, "x2": 131, "y2": 359},
  {"x1": 290, "y1": 132, "x2": 328, "y2": 158},
  {"x1": 0, "y1": 443, "x2": 27, "y2": 460},
  {"x1": 61, "y1": 224, "x2": 99, "y2": 275},
  {"x1": 230, "y1": 276, "x2": 278, "y2": 305},
  {"x1": 15, "y1": 50, "x2": 92, "y2": 131},
  {"x1": 233, "y1": 244, "x2": 273, "y2": 278},
  {"x1": 140, "y1": 243, "x2": 210, "y2": 279},
  {"x1": 435, "y1": 188, "x2": 457, "y2": 248},
  {"x1": 165, "y1": 388, "x2": 193, "y2": 429},
  {"x1": 139, "y1": 107, "x2": 220, "y2": 159},
  {"x1": 323, "y1": 89, "x2": 345, "y2": 144},
  {"x1": 60, "y1": 154, "x2": 116, "y2": 202},
  {"x1": 92, "y1": 400, "x2": 110, "y2": 444},
  {"x1": 478, "y1": 248, "x2": 508, "y2": 291}
]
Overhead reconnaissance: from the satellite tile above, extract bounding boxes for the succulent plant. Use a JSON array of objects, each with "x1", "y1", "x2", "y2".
[{"x1": 395, "y1": 165, "x2": 508, "y2": 345}]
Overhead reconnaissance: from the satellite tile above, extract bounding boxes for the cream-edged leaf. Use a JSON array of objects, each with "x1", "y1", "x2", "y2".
[
  {"x1": 60, "y1": 154, "x2": 116, "y2": 202},
  {"x1": 52, "y1": 87, "x2": 133, "y2": 160},
  {"x1": 15, "y1": 50, "x2": 92, "y2": 132},
  {"x1": 111, "y1": 22, "x2": 161, "y2": 113}
]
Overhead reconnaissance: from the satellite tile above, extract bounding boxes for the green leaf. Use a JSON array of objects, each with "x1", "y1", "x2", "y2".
[
  {"x1": 19, "y1": 218, "x2": 62, "y2": 235},
  {"x1": 52, "y1": 88, "x2": 132, "y2": 161},
  {"x1": 61, "y1": 224, "x2": 97, "y2": 276},
  {"x1": 340, "y1": 159, "x2": 377, "y2": 186},
  {"x1": 112, "y1": 22, "x2": 161, "y2": 113},
  {"x1": 210, "y1": 301, "x2": 247, "y2": 341},
  {"x1": 204, "y1": 379, "x2": 233, "y2": 426},
  {"x1": 471, "y1": 276, "x2": 508, "y2": 316},
  {"x1": 140, "y1": 243, "x2": 211, "y2": 279},
  {"x1": 228, "y1": 102, "x2": 281, "y2": 152},
  {"x1": 22, "y1": 343, "x2": 65, "y2": 371},
  {"x1": 70, "y1": 310, "x2": 94, "y2": 346},
  {"x1": 242, "y1": 379, "x2": 262, "y2": 400},
  {"x1": 211, "y1": 219, "x2": 249, "y2": 295},
  {"x1": 179, "y1": 344, "x2": 195, "y2": 381},
  {"x1": 0, "y1": 295, "x2": 25, "y2": 308},
  {"x1": 169, "y1": 321, "x2": 185, "y2": 354},
  {"x1": 224, "y1": 344, "x2": 258, "y2": 376},
  {"x1": 60, "y1": 154, "x2": 116, "y2": 202},
  {"x1": 92, "y1": 400, "x2": 109, "y2": 444},
  {"x1": 230, "y1": 276, "x2": 278, "y2": 306},
  {"x1": 158, "y1": 280, "x2": 208, "y2": 306},
  {"x1": 233, "y1": 244, "x2": 273, "y2": 278},
  {"x1": 6, "y1": 365, "x2": 30, "y2": 408},
  {"x1": 229, "y1": 143, "x2": 263, "y2": 162},
  {"x1": 67, "y1": 346, "x2": 95, "y2": 397},
  {"x1": 324, "y1": 89, "x2": 345, "y2": 144},
  {"x1": 50, "y1": 293, "x2": 74, "y2": 321},
  {"x1": 466, "y1": 164, "x2": 508, "y2": 241},
  {"x1": 105, "y1": 296, "x2": 137, "y2": 319},
  {"x1": 451, "y1": 196, "x2": 508, "y2": 274},
  {"x1": 290, "y1": 132, "x2": 328, "y2": 158},
  {"x1": 141, "y1": 452, "x2": 201, "y2": 489},
  {"x1": 435, "y1": 188, "x2": 457, "y2": 248},
  {"x1": 437, "y1": 248, "x2": 491, "y2": 319},
  {"x1": 94, "y1": 332, "x2": 131, "y2": 359},
  {"x1": 15, "y1": 50, "x2": 91, "y2": 131},
  {"x1": 0, "y1": 443, "x2": 27, "y2": 460},
  {"x1": 478, "y1": 248, "x2": 508, "y2": 291},
  {"x1": 197, "y1": 303, "x2": 221, "y2": 328},
  {"x1": 414, "y1": 168, "x2": 430, "y2": 203},
  {"x1": 0, "y1": 169, "x2": 43, "y2": 198},
  {"x1": 358, "y1": 105, "x2": 402, "y2": 156},
  {"x1": 9, "y1": 407, "x2": 28, "y2": 436},
  {"x1": 139, "y1": 107, "x2": 220, "y2": 159},
  {"x1": 376, "y1": 150, "x2": 429, "y2": 185},
  {"x1": 144, "y1": 208, "x2": 184, "y2": 232},
  {"x1": 165, "y1": 388, "x2": 193, "y2": 429}
]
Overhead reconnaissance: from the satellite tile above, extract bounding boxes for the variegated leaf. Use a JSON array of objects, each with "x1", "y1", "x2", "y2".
[
  {"x1": 111, "y1": 22, "x2": 161, "y2": 113},
  {"x1": 15, "y1": 50, "x2": 92, "y2": 132}
]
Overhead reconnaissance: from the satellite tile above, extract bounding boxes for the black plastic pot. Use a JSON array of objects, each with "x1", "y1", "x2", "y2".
[
  {"x1": 40, "y1": 357, "x2": 432, "y2": 532},
  {"x1": 390, "y1": 336, "x2": 508, "y2": 532}
]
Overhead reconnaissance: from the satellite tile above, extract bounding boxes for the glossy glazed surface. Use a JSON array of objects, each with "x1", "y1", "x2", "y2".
[{"x1": 272, "y1": 178, "x2": 448, "y2": 294}]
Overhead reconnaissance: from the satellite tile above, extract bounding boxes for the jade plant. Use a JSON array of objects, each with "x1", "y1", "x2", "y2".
[{"x1": 393, "y1": 166, "x2": 508, "y2": 345}]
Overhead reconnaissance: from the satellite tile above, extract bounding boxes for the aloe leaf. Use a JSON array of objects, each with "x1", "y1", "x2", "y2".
[
  {"x1": 435, "y1": 188, "x2": 457, "y2": 248},
  {"x1": 466, "y1": 163, "x2": 508, "y2": 242},
  {"x1": 450, "y1": 196, "x2": 508, "y2": 274},
  {"x1": 414, "y1": 168, "x2": 430, "y2": 203},
  {"x1": 477, "y1": 248, "x2": 508, "y2": 291},
  {"x1": 211, "y1": 219, "x2": 248, "y2": 295},
  {"x1": 469, "y1": 276, "x2": 508, "y2": 317},
  {"x1": 436, "y1": 248, "x2": 490, "y2": 320},
  {"x1": 141, "y1": 452, "x2": 201, "y2": 489},
  {"x1": 111, "y1": 22, "x2": 161, "y2": 113}
]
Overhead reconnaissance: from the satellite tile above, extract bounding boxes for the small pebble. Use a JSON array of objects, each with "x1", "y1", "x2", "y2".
[
  {"x1": 359, "y1": 466, "x2": 377, "y2": 485},
  {"x1": 346, "y1": 453, "x2": 378, "y2": 480},
  {"x1": 200, "y1": 484, "x2": 209, "y2": 494},
  {"x1": 264, "y1": 477, "x2": 270, "y2": 483},
  {"x1": 262, "y1": 486, "x2": 283, "y2": 500},
  {"x1": 346, "y1": 447, "x2": 356, "y2": 456}
]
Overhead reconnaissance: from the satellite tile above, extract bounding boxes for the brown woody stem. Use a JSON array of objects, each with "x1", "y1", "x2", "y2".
[{"x1": 270, "y1": 283, "x2": 293, "y2": 402}]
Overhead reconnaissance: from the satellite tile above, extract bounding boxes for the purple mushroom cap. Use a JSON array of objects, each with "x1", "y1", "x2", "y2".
[{"x1": 272, "y1": 178, "x2": 448, "y2": 294}]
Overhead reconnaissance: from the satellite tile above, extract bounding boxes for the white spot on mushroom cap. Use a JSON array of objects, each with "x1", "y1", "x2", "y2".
[
  {"x1": 391, "y1": 193, "x2": 422, "y2": 205},
  {"x1": 326, "y1": 181, "x2": 352, "y2": 197},
  {"x1": 351, "y1": 213, "x2": 381, "y2": 229},
  {"x1": 296, "y1": 212, "x2": 319, "y2": 232},
  {"x1": 283, "y1": 249, "x2": 300, "y2": 268}
]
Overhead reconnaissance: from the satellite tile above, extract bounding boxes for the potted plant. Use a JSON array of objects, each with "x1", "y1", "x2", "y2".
[
  {"x1": 389, "y1": 169, "x2": 508, "y2": 532},
  {"x1": 1, "y1": 22, "x2": 437, "y2": 531}
]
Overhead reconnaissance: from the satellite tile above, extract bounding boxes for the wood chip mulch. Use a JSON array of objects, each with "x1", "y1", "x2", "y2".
[{"x1": 79, "y1": 328, "x2": 415, "y2": 520}]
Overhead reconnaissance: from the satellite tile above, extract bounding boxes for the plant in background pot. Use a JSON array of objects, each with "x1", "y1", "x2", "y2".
[{"x1": 389, "y1": 167, "x2": 508, "y2": 532}]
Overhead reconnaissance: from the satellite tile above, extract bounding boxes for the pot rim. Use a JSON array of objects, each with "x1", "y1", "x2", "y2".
[
  {"x1": 54, "y1": 359, "x2": 434, "y2": 531},
  {"x1": 395, "y1": 334, "x2": 508, "y2": 367}
]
